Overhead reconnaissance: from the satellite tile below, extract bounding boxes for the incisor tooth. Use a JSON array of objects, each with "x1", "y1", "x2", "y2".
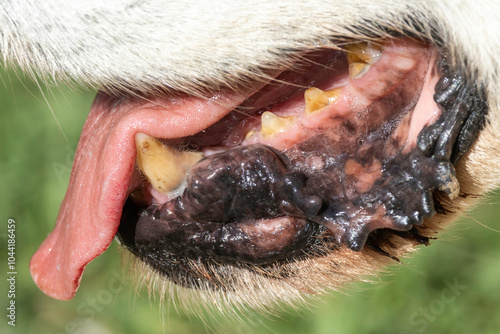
[
  {"x1": 135, "y1": 133, "x2": 203, "y2": 194},
  {"x1": 345, "y1": 42, "x2": 383, "y2": 78},
  {"x1": 304, "y1": 87, "x2": 340, "y2": 114},
  {"x1": 261, "y1": 112, "x2": 294, "y2": 137}
]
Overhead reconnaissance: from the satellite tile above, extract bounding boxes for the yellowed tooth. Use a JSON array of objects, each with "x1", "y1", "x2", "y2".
[
  {"x1": 135, "y1": 133, "x2": 203, "y2": 194},
  {"x1": 304, "y1": 87, "x2": 341, "y2": 114},
  {"x1": 245, "y1": 130, "x2": 256, "y2": 139},
  {"x1": 345, "y1": 42, "x2": 383, "y2": 78},
  {"x1": 261, "y1": 112, "x2": 295, "y2": 137}
]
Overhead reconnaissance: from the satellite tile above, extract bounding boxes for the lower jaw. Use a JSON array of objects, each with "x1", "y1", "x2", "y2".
[{"x1": 115, "y1": 38, "x2": 486, "y2": 289}]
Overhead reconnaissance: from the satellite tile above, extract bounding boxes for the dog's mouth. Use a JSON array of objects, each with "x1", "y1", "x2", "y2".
[{"x1": 29, "y1": 38, "x2": 487, "y2": 300}]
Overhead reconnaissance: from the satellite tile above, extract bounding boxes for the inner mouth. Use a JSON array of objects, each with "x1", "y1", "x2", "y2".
[
  {"x1": 116, "y1": 38, "x2": 469, "y2": 271},
  {"x1": 29, "y1": 37, "x2": 487, "y2": 300}
]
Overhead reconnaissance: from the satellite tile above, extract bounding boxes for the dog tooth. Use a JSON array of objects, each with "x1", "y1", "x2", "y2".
[
  {"x1": 304, "y1": 87, "x2": 341, "y2": 114},
  {"x1": 345, "y1": 42, "x2": 383, "y2": 79},
  {"x1": 261, "y1": 112, "x2": 295, "y2": 137},
  {"x1": 135, "y1": 133, "x2": 203, "y2": 194},
  {"x1": 245, "y1": 130, "x2": 256, "y2": 139}
]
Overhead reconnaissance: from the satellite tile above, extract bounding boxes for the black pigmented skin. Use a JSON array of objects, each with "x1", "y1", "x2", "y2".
[
  {"x1": 117, "y1": 57, "x2": 488, "y2": 270},
  {"x1": 135, "y1": 146, "x2": 322, "y2": 264},
  {"x1": 163, "y1": 146, "x2": 322, "y2": 223},
  {"x1": 418, "y1": 58, "x2": 488, "y2": 164}
]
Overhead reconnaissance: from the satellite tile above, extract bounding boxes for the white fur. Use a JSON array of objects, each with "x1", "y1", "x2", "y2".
[{"x1": 2, "y1": 1, "x2": 499, "y2": 97}]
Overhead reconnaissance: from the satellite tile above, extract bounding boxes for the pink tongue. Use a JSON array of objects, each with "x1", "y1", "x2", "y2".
[{"x1": 29, "y1": 90, "x2": 251, "y2": 300}]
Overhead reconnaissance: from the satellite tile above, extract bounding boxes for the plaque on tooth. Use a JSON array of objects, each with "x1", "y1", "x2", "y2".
[{"x1": 135, "y1": 133, "x2": 203, "y2": 194}]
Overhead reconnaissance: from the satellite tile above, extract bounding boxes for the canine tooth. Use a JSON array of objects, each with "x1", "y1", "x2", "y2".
[
  {"x1": 304, "y1": 87, "x2": 340, "y2": 114},
  {"x1": 135, "y1": 133, "x2": 203, "y2": 194},
  {"x1": 261, "y1": 112, "x2": 294, "y2": 137},
  {"x1": 345, "y1": 42, "x2": 382, "y2": 78}
]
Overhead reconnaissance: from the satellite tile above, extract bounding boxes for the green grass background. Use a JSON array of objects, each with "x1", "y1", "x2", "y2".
[{"x1": 1, "y1": 68, "x2": 500, "y2": 334}]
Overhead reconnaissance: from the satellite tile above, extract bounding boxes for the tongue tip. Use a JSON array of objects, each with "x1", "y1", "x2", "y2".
[
  {"x1": 29, "y1": 228, "x2": 119, "y2": 301},
  {"x1": 29, "y1": 210, "x2": 120, "y2": 301},
  {"x1": 29, "y1": 267, "x2": 80, "y2": 301},
  {"x1": 29, "y1": 235, "x2": 82, "y2": 301}
]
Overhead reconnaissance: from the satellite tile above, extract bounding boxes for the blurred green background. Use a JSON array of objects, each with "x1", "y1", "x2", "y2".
[{"x1": 1, "y1": 68, "x2": 500, "y2": 334}]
